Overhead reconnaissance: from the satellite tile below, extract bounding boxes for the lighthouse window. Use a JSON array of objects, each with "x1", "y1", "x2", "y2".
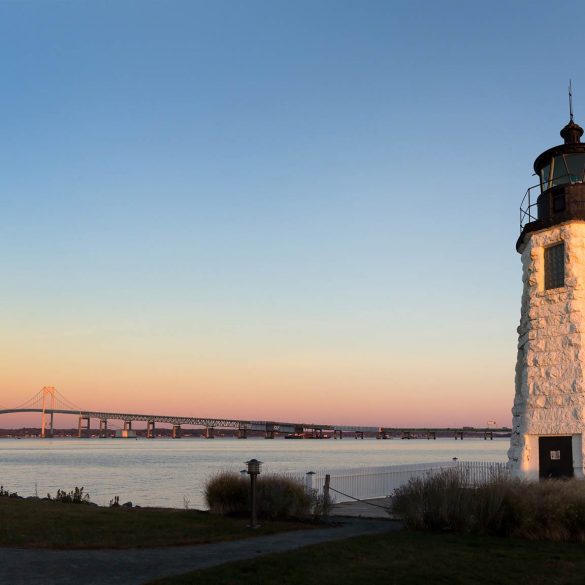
[
  {"x1": 544, "y1": 243, "x2": 565, "y2": 290},
  {"x1": 565, "y1": 153, "x2": 585, "y2": 183},
  {"x1": 540, "y1": 163, "x2": 551, "y2": 190},
  {"x1": 551, "y1": 156, "x2": 569, "y2": 188}
]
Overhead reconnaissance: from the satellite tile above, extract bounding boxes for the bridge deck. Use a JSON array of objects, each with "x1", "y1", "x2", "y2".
[{"x1": 0, "y1": 408, "x2": 510, "y2": 435}]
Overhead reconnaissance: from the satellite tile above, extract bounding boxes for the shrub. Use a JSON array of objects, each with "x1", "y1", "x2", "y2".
[
  {"x1": 510, "y1": 479, "x2": 585, "y2": 541},
  {"x1": 391, "y1": 468, "x2": 474, "y2": 532},
  {"x1": 391, "y1": 470, "x2": 585, "y2": 541},
  {"x1": 204, "y1": 472, "x2": 318, "y2": 520},
  {"x1": 47, "y1": 487, "x2": 91, "y2": 505},
  {"x1": 256, "y1": 475, "x2": 313, "y2": 520},
  {"x1": 0, "y1": 486, "x2": 18, "y2": 498},
  {"x1": 204, "y1": 472, "x2": 248, "y2": 516}
]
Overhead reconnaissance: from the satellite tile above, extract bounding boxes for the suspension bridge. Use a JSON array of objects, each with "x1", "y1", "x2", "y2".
[{"x1": 0, "y1": 387, "x2": 510, "y2": 440}]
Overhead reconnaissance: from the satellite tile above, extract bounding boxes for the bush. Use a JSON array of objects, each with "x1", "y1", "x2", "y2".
[
  {"x1": 47, "y1": 487, "x2": 91, "y2": 505},
  {"x1": 0, "y1": 486, "x2": 18, "y2": 498},
  {"x1": 391, "y1": 468, "x2": 474, "y2": 532},
  {"x1": 204, "y1": 472, "x2": 248, "y2": 516},
  {"x1": 256, "y1": 475, "x2": 314, "y2": 520},
  {"x1": 204, "y1": 472, "x2": 320, "y2": 520},
  {"x1": 391, "y1": 469, "x2": 585, "y2": 541}
]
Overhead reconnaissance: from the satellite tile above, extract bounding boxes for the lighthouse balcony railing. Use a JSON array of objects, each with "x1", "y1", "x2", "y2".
[{"x1": 520, "y1": 173, "x2": 585, "y2": 231}]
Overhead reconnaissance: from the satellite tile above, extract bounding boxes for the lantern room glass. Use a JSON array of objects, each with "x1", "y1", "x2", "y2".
[
  {"x1": 540, "y1": 163, "x2": 551, "y2": 190},
  {"x1": 565, "y1": 153, "x2": 585, "y2": 183},
  {"x1": 539, "y1": 154, "x2": 585, "y2": 192},
  {"x1": 551, "y1": 156, "x2": 568, "y2": 188}
]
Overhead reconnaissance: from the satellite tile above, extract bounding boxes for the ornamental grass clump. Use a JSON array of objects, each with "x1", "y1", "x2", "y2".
[
  {"x1": 510, "y1": 479, "x2": 585, "y2": 541},
  {"x1": 204, "y1": 472, "x2": 248, "y2": 516},
  {"x1": 256, "y1": 475, "x2": 313, "y2": 520},
  {"x1": 391, "y1": 468, "x2": 473, "y2": 532},
  {"x1": 391, "y1": 469, "x2": 585, "y2": 541},
  {"x1": 204, "y1": 472, "x2": 316, "y2": 520}
]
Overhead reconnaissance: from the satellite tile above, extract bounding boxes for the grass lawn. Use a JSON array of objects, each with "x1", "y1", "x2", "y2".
[
  {"x1": 150, "y1": 530, "x2": 585, "y2": 585},
  {"x1": 0, "y1": 496, "x2": 311, "y2": 549}
]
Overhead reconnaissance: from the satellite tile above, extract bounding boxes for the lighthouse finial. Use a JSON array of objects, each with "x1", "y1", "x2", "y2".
[{"x1": 560, "y1": 82, "x2": 583, "y2": 144}]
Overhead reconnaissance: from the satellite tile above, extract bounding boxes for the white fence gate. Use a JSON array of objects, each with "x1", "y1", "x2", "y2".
[{"x1": 303, "y1": 460, "x2": 508, "y2": 503}]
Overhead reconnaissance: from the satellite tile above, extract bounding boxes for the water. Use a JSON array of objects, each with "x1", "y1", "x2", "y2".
[{"x1": 0, "y1": 437, "x2": 508, "y2": 509}]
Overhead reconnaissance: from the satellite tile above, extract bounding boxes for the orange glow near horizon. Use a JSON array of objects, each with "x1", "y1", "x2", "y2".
[
  {"x1": 0, "y1": 339, "x2": 515, "y2": 429},
  {"x1": 0, "y1": 288, "x2": 517, "y2": 430}
]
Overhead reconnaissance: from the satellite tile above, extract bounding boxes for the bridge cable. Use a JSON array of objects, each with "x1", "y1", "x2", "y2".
[
  {"x1": 11, "y1": 390, "x2": 44, "y2": 410},
  {"x1": 53, "y1": 389, "x2": 83, "y2": 413}
]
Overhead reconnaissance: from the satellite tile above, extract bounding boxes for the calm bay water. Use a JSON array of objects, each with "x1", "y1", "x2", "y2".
[{"x1": 0, "y1": 437, "x2": 508, "y2": 509}]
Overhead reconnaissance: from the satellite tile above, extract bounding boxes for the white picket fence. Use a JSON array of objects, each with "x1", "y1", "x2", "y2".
[{"x1": 302, "y1": 460, "x2": 508, "y2": 503}]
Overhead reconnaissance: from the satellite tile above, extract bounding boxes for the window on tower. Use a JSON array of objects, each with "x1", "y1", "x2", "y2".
[{"x1": 544, "y1": 243, "x2": 565, "y2": 290}]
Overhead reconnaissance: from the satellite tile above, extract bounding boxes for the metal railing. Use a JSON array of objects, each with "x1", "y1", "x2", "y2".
[
  {"x1": 520, "y1": 174, "x2": 585, "y2": 231},
  {"x1": 519, "y1": 182, "x2": 540, "y2": 231},
  {"x1": 303, "y1": 461, "x2": 509, "y2": 503}
]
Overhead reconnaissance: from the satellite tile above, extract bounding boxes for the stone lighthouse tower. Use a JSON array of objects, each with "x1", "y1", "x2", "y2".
[{"x1": 509, "y1": 109, "x2": 585, "y2": 479}]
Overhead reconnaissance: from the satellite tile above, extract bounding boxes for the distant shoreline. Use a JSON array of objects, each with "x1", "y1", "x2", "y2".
[{"x1": 0, "y1": 429, "x2": 512, "y2": 439}]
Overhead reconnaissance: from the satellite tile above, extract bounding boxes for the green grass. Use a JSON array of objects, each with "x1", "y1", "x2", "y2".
[
  {"x1": 0, "y1": 497, "x2": 312, "y2": 549},
  {"x1": 149, "y1": 530, "x2": 585, "y2": 585}
]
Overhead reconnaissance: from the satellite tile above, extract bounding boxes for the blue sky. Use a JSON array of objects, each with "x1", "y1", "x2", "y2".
[{"x1": 1, "y1": 0, "x2": 584, "y2": 426}]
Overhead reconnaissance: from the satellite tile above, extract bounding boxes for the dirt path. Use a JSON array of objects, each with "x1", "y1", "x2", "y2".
[{"x1": 0, "y1": 518, "x2": 400, "y2": 585}]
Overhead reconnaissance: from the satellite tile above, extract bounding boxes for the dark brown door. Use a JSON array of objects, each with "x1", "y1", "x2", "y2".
[{"x1": 538, "y1": 436, "x2": 573, "y2": 479}]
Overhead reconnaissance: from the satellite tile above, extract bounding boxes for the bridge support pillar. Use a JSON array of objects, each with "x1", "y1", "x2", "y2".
[
  {"x1": 265, "y1": 430, "x2": 275, "y2": 439},
  {"x1": 354, "y1": 430, "x2": 364, "y2": 440},
  {"x1": 41, "y1": 413, "x2": 54, "y2": 438},
  {"x1": 99, "y1": 419, "x2": 108, "y2": 438},
  {"x1": 237, "y1": 427, "x2": 247, "y2": 439},
  {"x1": 455, "y1": 431, "x2": 464, "y2": 440},
  {"x1": 172, "y1": 425, "x2": 181, "y2": 439},
  {"x1": 484, "y1": 431, "x2": 493, "y2": 440},
  {"x1": 146, "y1": 420, "x2": 155, "y2": 439},
  {"x1": 78, "y1": 416, "x2": 90, "y2": 438},
  {"x1": 401, "y1": 431, "x2": 412, "y2": 440},
  {"x1": 427, "y1": 431, "x2": 436, "y2": 440},
  {"x1": 205, "y1": 427, "x2": 215, "y2": 439},
  {"x1": 334, "y1": 429, "x2": 343, "y2": 439},
  {"x1": 124, "y1": 420, "x2": 132, "y2": 432}
]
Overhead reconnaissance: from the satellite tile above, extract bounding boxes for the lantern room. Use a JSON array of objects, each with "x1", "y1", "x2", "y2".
[{"x1": 519, "y1": 119, "x2": 585, "y2": 250}]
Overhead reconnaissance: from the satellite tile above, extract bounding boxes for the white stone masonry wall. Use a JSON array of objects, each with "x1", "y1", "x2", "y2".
[{"x1": 508, "y1": 221, "x2": 585, "y2": 478}]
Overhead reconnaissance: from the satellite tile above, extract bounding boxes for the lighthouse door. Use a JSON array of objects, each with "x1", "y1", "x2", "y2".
[{"x1": 538, "y1": 436, "x2": 574, "y2": 479}]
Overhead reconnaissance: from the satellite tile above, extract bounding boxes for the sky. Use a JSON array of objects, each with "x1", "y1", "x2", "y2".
[{"x1": 1, "y1": 0, "x2": 584, "y2": 429}]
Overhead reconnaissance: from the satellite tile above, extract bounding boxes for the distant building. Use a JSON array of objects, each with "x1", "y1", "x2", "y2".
[{"x1": 114, "y1": 429, "x2": 137, "y2": 439}]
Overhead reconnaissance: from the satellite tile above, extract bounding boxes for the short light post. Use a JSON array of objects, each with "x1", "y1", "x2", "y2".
[{"x1": 245, "y1": 458, "x2": 262, "y2": 529}]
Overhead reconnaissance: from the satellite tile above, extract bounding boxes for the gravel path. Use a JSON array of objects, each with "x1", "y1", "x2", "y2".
[{"x1": 0, "y1": 518, "x2": 400, "y2": 585}]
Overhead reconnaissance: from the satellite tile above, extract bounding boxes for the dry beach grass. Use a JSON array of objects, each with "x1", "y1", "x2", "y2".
[{"x1": 391, "y1": 468, "x2": 585, "y2": 540}]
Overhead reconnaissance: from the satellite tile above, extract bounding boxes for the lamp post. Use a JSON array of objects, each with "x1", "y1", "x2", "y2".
[{"x1": 245, "y1": 458, "x2": 262, "y2": 528}]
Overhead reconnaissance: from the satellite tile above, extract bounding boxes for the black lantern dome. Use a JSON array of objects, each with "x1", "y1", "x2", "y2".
[{"x1": 518, "y1": 117, "x2": 585, "y2": 250}]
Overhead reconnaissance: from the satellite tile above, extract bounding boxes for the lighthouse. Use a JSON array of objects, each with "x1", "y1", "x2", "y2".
[{"x1": 509, "y1": 104, "x2": 585, "y2": 479}]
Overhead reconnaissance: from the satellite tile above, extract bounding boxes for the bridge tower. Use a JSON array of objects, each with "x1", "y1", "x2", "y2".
[
  {"x1": 510, "y1": 106, "x2": 585, "y2": 479},
  {"x1": 40, "y1": 386, "x2": 56, "y2": 438}
]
